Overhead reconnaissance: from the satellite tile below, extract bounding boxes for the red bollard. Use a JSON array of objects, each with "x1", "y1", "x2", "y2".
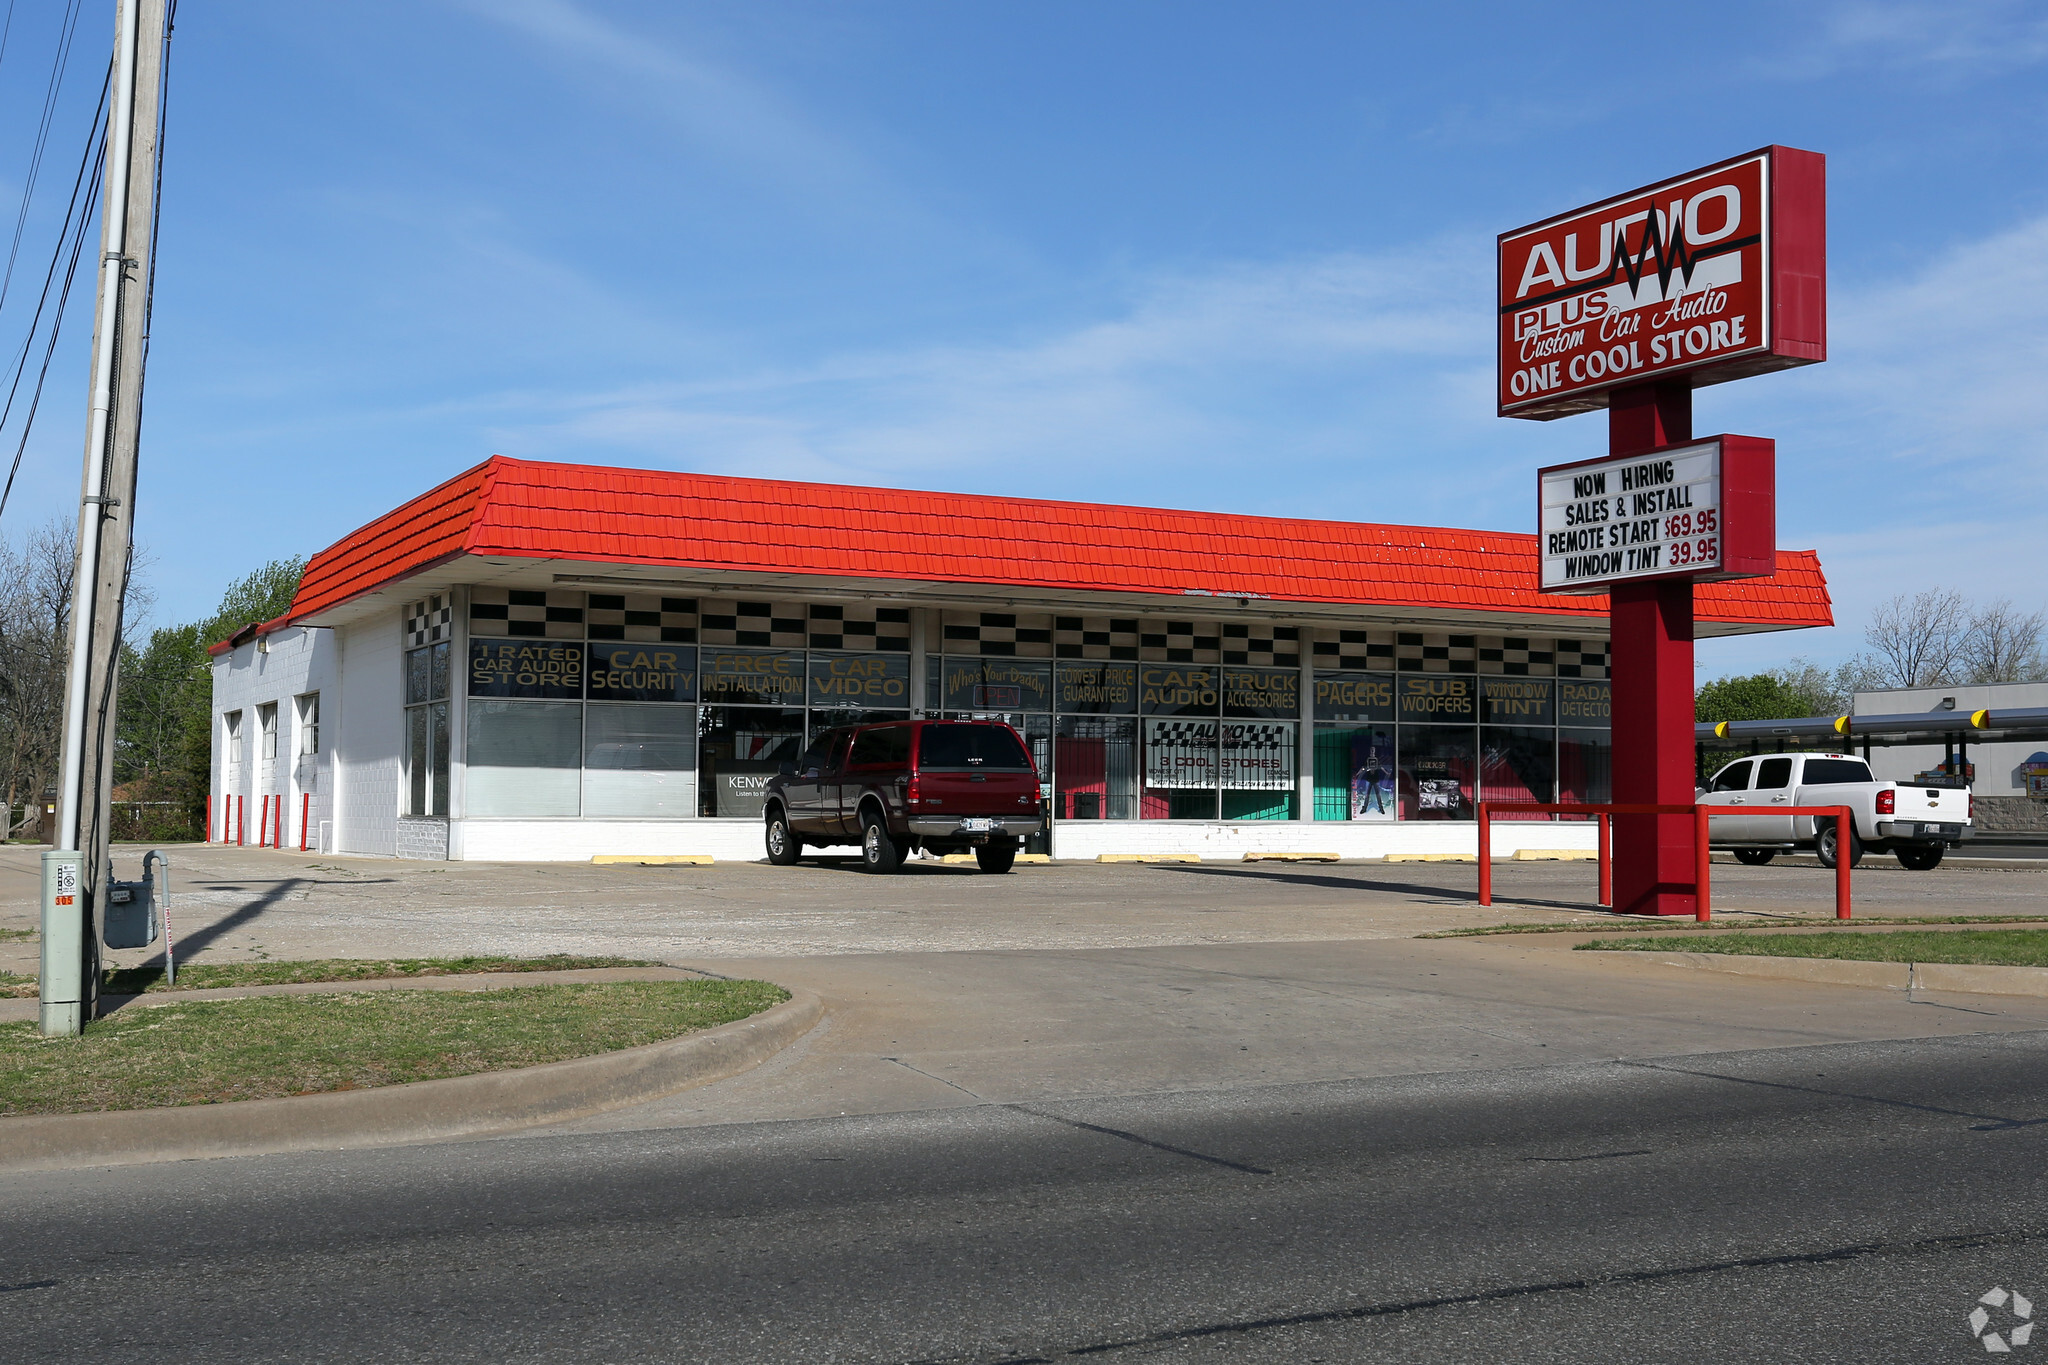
[
  {"x1": 1477, "y1": 802, "x2": 1493, "y2": 906},
  {"x1": 207, "y1": 795, "x2": 215, "y2": 843},
  {"x1": 301, "y1": 792, "x2": 311, "y2": 851},
  {"x1": 1694, "y1": 805, "x2": 1712, "y2": 922},
  {"x1": 1597, "y1": 813, "x2": 1611, "y2": 907},
  {"x1": 1836, "y1": 805, "x2": 1853, "y2": 920}
]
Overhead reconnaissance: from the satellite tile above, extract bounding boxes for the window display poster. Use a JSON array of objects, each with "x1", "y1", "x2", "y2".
[
  {"x1": 1147, "y1": 719, "x2": 1294, "y2": 789},
  {"x1": 1413, "y1": 757, "x2": 1462, "y2": 813},
  {"x1": 1220, "y1": 723, "x2": 1294, "y2": 790},
  {"x1": 1144, "y1": 718, "x2": 1216, "y2": 789},
  {"x1": 1349, "y1": 728, "x2": 1396, "y2": 821}
]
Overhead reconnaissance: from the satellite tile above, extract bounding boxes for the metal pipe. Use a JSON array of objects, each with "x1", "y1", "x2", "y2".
[
  {"x1": 53, "y1": 0, "x2": 143, "y2": 854},
  {"x1": 1699, "y1": 705, "x2": 2048, "y2": 744}
]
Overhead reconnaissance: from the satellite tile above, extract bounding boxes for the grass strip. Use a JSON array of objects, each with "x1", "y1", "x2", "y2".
[
  {"x1": 1, "y1": 971, "x2": 31, "y2": 999},
  {"x1": 0, "y1": 978, "x2": 786, "y2": 1116},
  {"x1": 1423, "y1": 914, "x2": 2048, "y2": 939},
  {"x1": 1578, "y1": 928, "x2": 2048, "y2": 967},
  {"x1": 101, "y1": 954, "x2": 660, "y2": 995},
  {"x1": 0, "y1": 928, "x2": 34, "y2": 942}
]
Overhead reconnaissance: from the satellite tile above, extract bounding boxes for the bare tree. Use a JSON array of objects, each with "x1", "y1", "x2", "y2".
[
  {"x1": 0, "y1": 521, "x2": 76, "y2": 836},
  {"x1": 1862, "y1": 588, "x2": 1970, "y2": 689},
  {"x1": 1961, "y1": 599, "x2": 2046, "y2": 684}
]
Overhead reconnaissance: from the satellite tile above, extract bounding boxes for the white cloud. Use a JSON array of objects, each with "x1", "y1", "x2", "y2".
[
  {"x1": 453, "y1": 0, "x2": 890, "y2": 209},
  {"x1": 479, "y1": 237, "x2": 1503, "y2": 518},
  {"x1": 1752, "y1": 1, "x2": 2048, "y2": 79}
]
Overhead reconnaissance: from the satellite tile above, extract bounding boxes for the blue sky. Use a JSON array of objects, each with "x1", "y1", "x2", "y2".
[{"x1": 0, "y1": 0, "x2": 2043, "y2": 678}]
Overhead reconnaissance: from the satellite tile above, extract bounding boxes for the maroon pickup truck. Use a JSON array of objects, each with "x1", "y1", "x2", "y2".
[{"x1": 763, "y1": 719, "x2": 1043, "y2": 873}]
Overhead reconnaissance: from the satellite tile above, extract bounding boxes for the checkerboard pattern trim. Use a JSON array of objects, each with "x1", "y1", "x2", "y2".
[
  {"x1": 697, "y1": 598, "x2": 808, "y2": 649},
  {"x1": 403, "y1": 595, "x2": 452, "y2": 649},
  {"x1": 584, "y1": 593, "x2": 699, "y2": 643},
  {"x1": 942, "y1": 610, "x2": 1054, "y2": 658},
  {"x1": 1310, "y1": 627, "x2": 1396, "y2": 670},
  {"x1": 808, "y1": 603, "x2": 911, "y2": 652},
  {"x1": 468, "y1": 587, "x2": 585, "y2": 639},
  {"x1": 1310, "y1": 629, "x2": 1607, "y2": 678},
  {"x1": 1052, "y1": 616, "x2": 1142, "y2": 661}
]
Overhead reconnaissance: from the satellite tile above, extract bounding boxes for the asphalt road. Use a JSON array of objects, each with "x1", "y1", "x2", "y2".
[{"x1": 9, "y1": 1030, "x2": 2048, "y2": 1363}]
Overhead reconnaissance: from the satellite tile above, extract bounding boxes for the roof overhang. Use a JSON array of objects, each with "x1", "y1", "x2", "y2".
[{"x1": 294, "y1": 549, "x2": 1808, "y2": 640}]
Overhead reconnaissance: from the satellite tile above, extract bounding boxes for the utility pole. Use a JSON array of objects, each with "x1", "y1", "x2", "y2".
[{"x1": 41, "y1": 0, "x2": 169, "y2": 1037}]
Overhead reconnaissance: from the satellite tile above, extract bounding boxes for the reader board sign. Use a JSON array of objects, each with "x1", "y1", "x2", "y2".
[
  {"x1": 1538, "y1": 435, "x2": 1776, "y2": 594},
  {"x1": 1499, "y1": 145, "x2": 1825, "y2": 420}
]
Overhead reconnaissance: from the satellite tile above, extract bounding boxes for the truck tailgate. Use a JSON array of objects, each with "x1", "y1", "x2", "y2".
[{"x1": 917, "y1": 770, "x2": 1038, "y2": 816}]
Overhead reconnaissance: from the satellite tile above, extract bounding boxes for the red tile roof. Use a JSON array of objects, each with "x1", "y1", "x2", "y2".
[{"x1": 282, "y1": 455, "x2": 1832, "y2": 630}]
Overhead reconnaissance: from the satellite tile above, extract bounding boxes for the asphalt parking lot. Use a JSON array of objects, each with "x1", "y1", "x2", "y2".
[{"x1": 7, "y1": 842, "x2": 2047, "y2": 1134}]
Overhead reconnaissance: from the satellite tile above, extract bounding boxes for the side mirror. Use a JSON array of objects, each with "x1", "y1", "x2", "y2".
[{"x1": 777, "y1": 761, "x2": 797, "y2": 777}]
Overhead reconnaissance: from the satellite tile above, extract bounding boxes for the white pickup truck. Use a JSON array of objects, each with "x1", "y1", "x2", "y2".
[{"x1": 1697, "y1": 752, "x2": 1972, "y2": 870}]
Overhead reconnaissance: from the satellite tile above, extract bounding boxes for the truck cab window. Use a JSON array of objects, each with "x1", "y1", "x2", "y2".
[
  {"x1": 1754, "y1": 757, "x2": 1794, "y2": 790},
  {"x1": 1710, "y1": 760, "x2": 1753, "y2": 792},
  {"x1": 1802, "y1": 759, "x2": 1873, "y2": 785}
]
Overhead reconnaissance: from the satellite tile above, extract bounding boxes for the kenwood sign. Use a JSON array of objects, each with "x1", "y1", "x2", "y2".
[{"x1": 1498, "y1": 146, "x2": 1826, "y2": 419}]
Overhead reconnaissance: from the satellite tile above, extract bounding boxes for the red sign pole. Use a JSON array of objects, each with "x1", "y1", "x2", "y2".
[{"x1": 1607, "y1": 380, "x2": 1698, "y2": 916}]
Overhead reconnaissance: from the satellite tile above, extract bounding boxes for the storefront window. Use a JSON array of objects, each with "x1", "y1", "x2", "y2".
[
  {"x1": 1398, "y1": 724, "x2": 1475, "y2": 820},
  {"x1": 1141, "y1": 717, "x2": 1218, "y2": 819},
  {"x1": 1221, "y1": 668, "x2": 1298, "y2": 719},
  {"x1": 940, "y1": 658, "x2": 1052, "y2": 713},
  {"x1": 1140, "y1": 665, "x2": 1217, "y2": 717},
  {"x1": 1054, "y1": 715, "x2": 1137, "y2": 820},
  {"x1": 700, "y1": 650, "x2": 807, "y2": 707},
  {"x1": 1056, "y1": 661, "x2": 1138, "y2": 715},
  {"x1": 809, "y1": 652, "x2": 911, "y2": 711},
  {"x1": 469, "y1": 640, "x2": 582, "y2": 699},
  {"x1": 465, "y1": 700, "x2": 580, "y2": 817},
  {"x1": 698, "y1": 707, "x2": 804, "y2": 818},
  {"x1": 809, "y1": 706, "x2": 912, "y2": 733},
  {"x1": 406, "y1": 640, "x2": 452, "y2": 815},
  {"x1": 1221, "y1": 721, "x2": 1296, "y2": 819},
  {"x1": 1557, "y1": 727, "x2": 1613, "y2": 815},
  {"x1": 1313, "y1": 725, "x2": 1395, "y2": 821},
  {"x1": 586, "y1": 644, "x2": 696, "y2": 702},
  {"x1": 1481, "y1": 727, "x2": 1555, "y2": 820},
  {"x1": 583, "y1": 703, "x2": 696, "y2": 818}
]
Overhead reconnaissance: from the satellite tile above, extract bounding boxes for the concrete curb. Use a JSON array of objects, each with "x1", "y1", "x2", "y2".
[
  {"x1": 0, "y1": 987, "x2": 822, "y2": 1174},
  {"x1": 1604, "y1": 951, "x2": 2048, "y2": 998}
]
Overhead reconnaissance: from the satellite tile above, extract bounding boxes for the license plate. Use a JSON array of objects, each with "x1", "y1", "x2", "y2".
[{"x1": 960, "y1": 818, "x2": 998, "y2": 833}]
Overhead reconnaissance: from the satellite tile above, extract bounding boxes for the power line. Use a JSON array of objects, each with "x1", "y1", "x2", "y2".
[
  {"x1": 0, "y1": 64, "x2": 106, "y2": 525},
  {"x1": 0, "y1": 0, "x2": 88, "y2": 321}
]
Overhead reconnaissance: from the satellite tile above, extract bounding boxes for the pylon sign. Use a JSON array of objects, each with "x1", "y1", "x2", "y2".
[
  {"x1": 1537, "y1": 435, "x2": 1776, "y2": 593},
  {"x1": 1498, "y1": 145, "x2": 1827, "y2": 420}
]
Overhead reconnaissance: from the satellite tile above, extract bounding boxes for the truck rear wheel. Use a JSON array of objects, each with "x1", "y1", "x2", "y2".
[
  {"x1": 974, "y1": 841, "x2": 1018, "y2": 874},
  {"x1": 1733, "y1": 848, "x2": 1776, "y2": 866},
  {"x1": 1896, "y1": 844, "x2": 1944, "y2": 871},
  {"x1": 860, "y1": 810, "x2": 903, "y2": 874},
  {"x1": 1814, "y1": 817, "x2": 1864, "y2": 870}
]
